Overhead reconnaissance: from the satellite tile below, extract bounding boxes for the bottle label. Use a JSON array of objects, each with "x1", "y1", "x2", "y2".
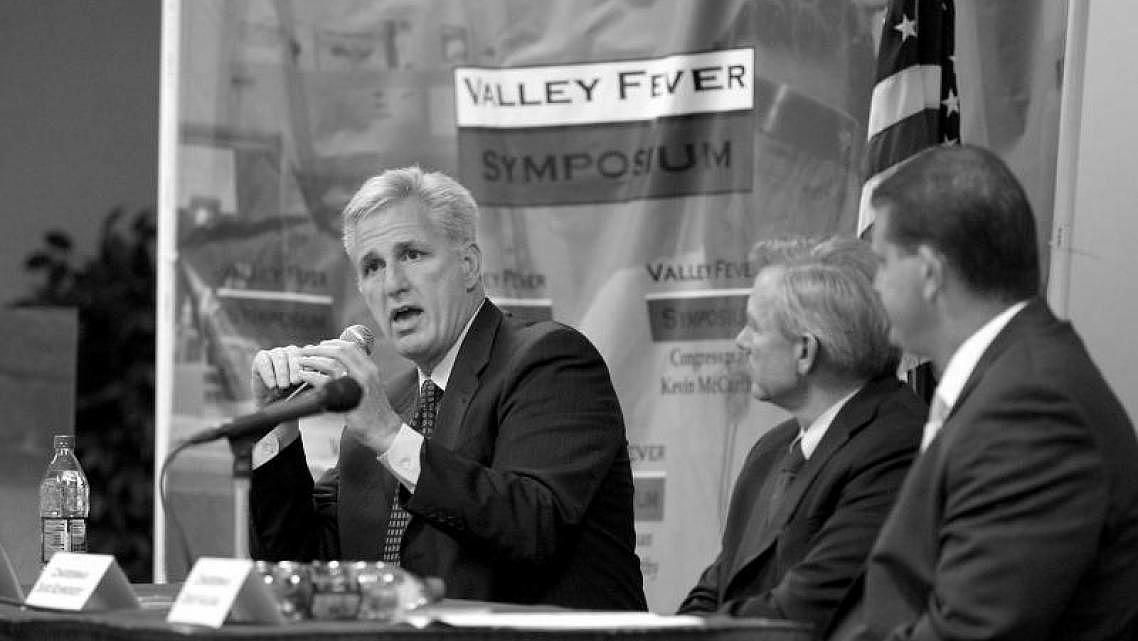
[
  {"x1": 68, "y1": 518, "x2": 87, "y2": 553},
  {"x1": 41, "y1": 518, "x2": 87, "y2": 563}
]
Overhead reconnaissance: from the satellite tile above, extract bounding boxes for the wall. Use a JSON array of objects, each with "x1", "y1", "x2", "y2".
[
  {"x1": 0, "y1": 0, "x2": 160, "y2": 305},
  {"x1": 1051, "y1": 0, "x2": 1138, "y2": 423},
  {"x1": 0, "y1": 0, "x2": 159, "y2": 577}
]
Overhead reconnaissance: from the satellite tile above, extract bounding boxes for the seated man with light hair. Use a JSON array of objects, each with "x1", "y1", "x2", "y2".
[{"x1": 679, "y1": 236, "x2": 923, "y2": 635}]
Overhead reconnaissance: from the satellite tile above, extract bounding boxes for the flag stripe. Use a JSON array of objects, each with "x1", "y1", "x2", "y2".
[
  {"x1": 867, "y1": 65, "x2": 943, "y2": 139},
  {"x1": 866, "y1": 109, "x2": 943, "y2": 177},
  {"x1": 858, "y1": 0, "x2": 959, "y2": 237}
]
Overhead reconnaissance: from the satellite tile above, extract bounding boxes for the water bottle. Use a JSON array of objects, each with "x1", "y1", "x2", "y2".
[{"x1": 39, "y1": 434, "x2": 89, "y2": 563}]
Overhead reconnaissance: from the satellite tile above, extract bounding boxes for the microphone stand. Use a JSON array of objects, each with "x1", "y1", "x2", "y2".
[
  {"x1": 225, "y1": 432, "x2": 262, "y2": 559},
  {"x1": 221, "y1": 386, "x2": 306, "y2": 560},
  {"x1": 225, "y1": 384, "x2": 304, "y2": 558},
  {"x1": 190, "y1": 377, "x2": 361, "y2": 561}
]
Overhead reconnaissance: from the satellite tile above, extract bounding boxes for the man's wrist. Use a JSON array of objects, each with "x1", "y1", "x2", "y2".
[
  {"x1": 359, "y1": 414, "x2": 405, "y2": 455},
  {"x1": 378, "y1": 424, "x2": 424, "y2": 491}
]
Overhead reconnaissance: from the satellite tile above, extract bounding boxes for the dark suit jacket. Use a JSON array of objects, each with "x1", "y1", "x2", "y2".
[
  {"x1": 853, "y1": 299, "x2": 1138, "y2": 641},
  {"x1": 251, "y1": 302, "x2": 647, "y2": 611},
  {"x1": 678, "y1": 375, "x2": 924, "y2": 634}
]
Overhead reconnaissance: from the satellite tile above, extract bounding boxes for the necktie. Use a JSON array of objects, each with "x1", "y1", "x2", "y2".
[
  {"x1": 920, "y1": 393, "x2": 950, "y2": 452},
  {"x1": 381, "y1": 379, "x2": 442, "y2": 564},
  {"x1": 766, "y1": 437, "x2": 807, "y2": 528}
]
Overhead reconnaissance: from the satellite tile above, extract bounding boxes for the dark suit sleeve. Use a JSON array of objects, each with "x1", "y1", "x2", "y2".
[
  {"x1": 406, "y1": 326, "x2": 626, "y2": 566},
  {"x1": 887, "y1": 383, "x2": 1107, "y2": 641},
  {"x1": 677, "y1": 430, "x2": 790, "y2": 615},
  {"x1": 249, "y1": 437, "x2": 341, "y2": 560},
  {"x1": 730, "y1": 418, "x2": 917, "y2": 631},
  {"x1": 677, "y1": 550, "x2": 728, "y2": 614}
]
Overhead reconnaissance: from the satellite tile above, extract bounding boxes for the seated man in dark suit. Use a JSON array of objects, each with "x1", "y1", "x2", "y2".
[
  {"x1": 678, "y1": 237, "x2": 923, "y2": 634},
  {"x1": 843, "y1": 144, "x2": 1138, "y2": 641},
  {"x1": 247, "y1": 166, "x2": 646, "y2": 611}
]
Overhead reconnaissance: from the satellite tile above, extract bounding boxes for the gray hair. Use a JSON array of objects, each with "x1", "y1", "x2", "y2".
[
  {"x1": 341, "y1": 166, "x2": 479, "y2": 254},
  {"x1": 752, "y1": 236, "x2": 900, "y2": 380},
  {"x1": 747, "y1": 236, "x2": 816, "y2": 272}
]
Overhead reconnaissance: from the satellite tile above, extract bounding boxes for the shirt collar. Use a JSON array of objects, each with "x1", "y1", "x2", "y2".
[
  {"x1": 418, "y1": 298, "x2": 486, "y2": 391},
  {"x1": 933, "y1": 300, "x2": 1029, "y2": 413},
  {"x1": 799, "y1": 387, "x2": 860, "y2": 459}
]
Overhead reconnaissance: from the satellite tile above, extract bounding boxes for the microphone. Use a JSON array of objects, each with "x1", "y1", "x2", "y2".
[
  {"x1": 282, "y1": 324, "x2": 376, "y2": 400},
  {"x1": 338, "y1": 324, "x2": 377, "y2": 354},
  {"x1": 185, "y1": 376, "x2": 363, "y2": 445}
]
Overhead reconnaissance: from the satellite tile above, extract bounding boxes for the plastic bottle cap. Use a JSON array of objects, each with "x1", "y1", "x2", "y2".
[{"x1": 53, "y1": 434, "x2": 75, "y2": 449}]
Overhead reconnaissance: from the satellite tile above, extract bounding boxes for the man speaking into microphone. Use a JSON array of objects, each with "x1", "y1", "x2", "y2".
[{"x1": 247, "y1": 166, "x2": 646, "y2": 610}]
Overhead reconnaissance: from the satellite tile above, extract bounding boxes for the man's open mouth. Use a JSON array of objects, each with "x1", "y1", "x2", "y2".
[{"x1": 391, "y1": 305, "x2": 423, "y2": 324}]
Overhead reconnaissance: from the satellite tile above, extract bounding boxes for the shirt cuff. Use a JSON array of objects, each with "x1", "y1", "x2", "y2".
[
  {"x1": 251, "y1": 423, "x2": 300, "y2": 469},
  {"x1": 379, "y1": 423, "x2": 424, "y2": 492}
]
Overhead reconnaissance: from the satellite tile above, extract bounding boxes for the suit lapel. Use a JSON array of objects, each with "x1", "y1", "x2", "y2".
[
  {"x1": 729, "y1": 424, "x2": 797, "y2": 580},
  {"x1": 950, "y1": 298, "x2": 1050, "y2": 421},
  {"x1": 396, "y1": 304, "x2": 499, "y2": 557},
  {"x1": 431, "y1": 302, "x2": 501, "y2": 450},
  {"x1": 768, "y1": 377, "x2": 891, "y2": 531},
  {"x1": 728, "y1": 377, "x2": 894, "y2": 581}
]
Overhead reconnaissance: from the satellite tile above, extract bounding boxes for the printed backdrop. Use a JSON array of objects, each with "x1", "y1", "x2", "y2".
[{"x1": 161, "y1": 0, "x2": 1065, "y2": 610}]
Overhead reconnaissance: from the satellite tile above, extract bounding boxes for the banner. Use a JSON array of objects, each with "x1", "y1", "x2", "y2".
[{"x1": 160, "y1": 0, "x2": 1064, "y2": 610}]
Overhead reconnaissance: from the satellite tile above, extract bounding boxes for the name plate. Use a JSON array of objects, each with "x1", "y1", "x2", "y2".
[
  {"x1": 168, "y1": 557, "x2": 283, "y2": 628},
  {"x1": 25, "y1": 553, "x2": 138, "y2": 611}
]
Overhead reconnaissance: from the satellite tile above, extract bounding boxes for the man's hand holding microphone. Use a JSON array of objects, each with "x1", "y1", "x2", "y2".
[{"x1": 249, "y1": 324, "x2": 406, "y2": 456}]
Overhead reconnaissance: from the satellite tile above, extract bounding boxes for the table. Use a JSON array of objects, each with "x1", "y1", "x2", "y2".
[{"x1": 0, "y1": 585, "x2": 813, "y2": 641}]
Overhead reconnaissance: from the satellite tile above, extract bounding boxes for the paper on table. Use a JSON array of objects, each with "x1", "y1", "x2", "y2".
[{"x1": 436, "y1": 611, "x2": 705, "y2": 629}]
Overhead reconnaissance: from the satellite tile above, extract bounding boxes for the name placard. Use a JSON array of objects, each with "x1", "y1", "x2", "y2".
[
  {"x1": 167, "y1": 557, "x2": 283, "y2": 628},
  {"x1": 25, "y1": 553, "x2": 138, "y2": 611}
]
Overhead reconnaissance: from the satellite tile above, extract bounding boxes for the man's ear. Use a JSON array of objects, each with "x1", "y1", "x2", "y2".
[
  {"x1": 461, "y1": 242, "x2": 483, "y2": 290},
  {"x1": 796, "y1": 333, "x2": 819, "y2": 376},
  {"x1": 916, "y1": 244, "x2": 945, "y2": 302}
]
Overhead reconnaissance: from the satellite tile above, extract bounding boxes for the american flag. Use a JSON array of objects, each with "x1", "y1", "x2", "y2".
[{"x1": 857, "y1": 0, "x2": 960, "y2": 236}]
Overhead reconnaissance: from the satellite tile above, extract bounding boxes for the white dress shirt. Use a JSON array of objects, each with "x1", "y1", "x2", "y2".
[
  {"x1": 799, "y1": 387, "x2": 860, "y2": 459},
  {"x1": 920, "y1": 301, "x2": 1028, "y2": 451}
]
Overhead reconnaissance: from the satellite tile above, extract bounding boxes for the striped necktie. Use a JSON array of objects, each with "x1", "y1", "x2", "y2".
[
  {"x1": 766, "y1": 436, "x2": 807, "y2": 528},
  {"x1": 381, "y1": 379, "x2": 442, "y2": 564}
]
